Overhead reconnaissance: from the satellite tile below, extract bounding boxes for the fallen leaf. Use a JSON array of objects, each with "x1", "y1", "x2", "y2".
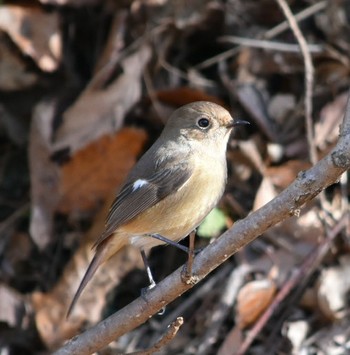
[
  {"x1": 52, "y1": 44, "x2": 151, "y2": 154},
  {"x1": 29, "y1": 101, "x2": 146, "y2": 249},
  {"x1": 236, "y1": 278, "x2": 277, "y2": 329},
  {"x1": 156, "y1": 86, "x2": 225, "y2": 108},
  {"x1": 32, "y1": 196, "x2": 144, "y2": 349},
  {"x1": 315, "y1": 92, "x2": 348, "y2": 150},
  {"x1": 317, "y1": 255, "x2": 350, "y2": 321},
  {"x1": 253, "y1": 176, "x2": 277, "y2": 211},
  {"x1": 282, "y1": 320, "x2": 309, "y2": 353},
  {"x1": 57, "y1": 128, "x2": 147, "y2": 213},
  {"x1": 0, "y1": 34, "x2": 38, "y2": 91},
  {"x1": 0, "y1": 4, "x2": 62, "y2": 72},
  {"x1": 0, "y1": 285, "x2": 24, "y2": 327}
]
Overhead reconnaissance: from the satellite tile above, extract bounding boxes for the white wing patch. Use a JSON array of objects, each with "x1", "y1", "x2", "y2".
[{"x1": 132, "y1": 179, "x2": 148, "y2": 191}]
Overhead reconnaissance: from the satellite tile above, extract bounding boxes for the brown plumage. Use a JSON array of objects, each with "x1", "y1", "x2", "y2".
[{"x1": 67, "y1": 101, "x2": 248, "y2": 317}]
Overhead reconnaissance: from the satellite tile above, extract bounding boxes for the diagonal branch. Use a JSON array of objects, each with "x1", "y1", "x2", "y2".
[{"x1": 54, "y1": 90, "x2": 350, "y2": 355}]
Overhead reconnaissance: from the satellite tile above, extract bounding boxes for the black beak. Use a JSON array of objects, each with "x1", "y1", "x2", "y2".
[{"x1": 228, "y1": 119, "x2": 250, "y2": 128}]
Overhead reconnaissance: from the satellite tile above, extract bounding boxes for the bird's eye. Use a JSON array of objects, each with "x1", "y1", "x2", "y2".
[{"x1": 197, "y1": 117, "x2": 210, "y2": 129}]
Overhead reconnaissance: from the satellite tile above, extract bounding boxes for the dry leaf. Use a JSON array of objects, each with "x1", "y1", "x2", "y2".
[
  {"x1": 315, "y1": 92, "x2": 348, "y2": 150},
  {"x1": 156, "y1": 86, "x2": 225, "y2": 107},
  {"x1": 253, "y1": 177, "x2": 277, "y2": 211},
  {"x1": 236, "y1": 278, "x2": 277, "y2": 329},
  {"x1": 268, "y1": 94, "x2": 296, "y2": 125},
  {"x1": 29, "y1": 101, "x2": 146, "y2": 249},
  {"x1": 282, "y1": 320, "x2": 309, "y2": 353},
  {"x1": 57, "y1": 128, "x2": 147, "y2": 213},
  {"x1": 0, "y1": 285, "x2": 24, "y2": 327},
  {"x1": 33, "y1": 246, "x2": 143, "y2": 349},
  {"x1": 0, "y1": 4, "x2": 61, "y2": 72},
  {"x1": 317, "y1": 255, "x2": 350, "y2": 321},
  {"x1": 0, "y1": 34, "x2": 38, "y2": 91},
  {"x1": 234, "y1": 81, "x2": 278, "y2": 142},
  {"x1": 32, "y1": 197, "x2": 144, "y2": 349},
  {"x1": 52, "y1": 45, "x2": 151, "y2": 154}
]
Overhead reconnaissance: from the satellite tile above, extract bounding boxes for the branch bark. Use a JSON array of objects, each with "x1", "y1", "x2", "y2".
[{"x1": 54, "y1": 90, "x2": 350, "y2": 355}]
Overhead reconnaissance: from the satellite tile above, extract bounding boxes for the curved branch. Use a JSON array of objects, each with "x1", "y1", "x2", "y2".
[{"x1": 55, "y1": 91, "x2": 350, "y2": 355}]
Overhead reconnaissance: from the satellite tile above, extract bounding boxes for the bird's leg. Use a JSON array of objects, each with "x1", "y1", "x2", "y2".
[
  {"x1": 181, "y1": 231, "x2": 199, "y2": 285},
  {"x1": 140, "y1": 249, "x2": 156, "y2": 290},
  {"x1": 149, "y1": 232, "x2": 201, "y2": 285},
  {"x1": 150, "y1": 234, "x2": 190, "y2": 253},
  {"x1": 186, "y1": 230, "x2": 196, "y2": 276},
  {"x1": 140, "y1": 248, "x2": 166, "y2": 315},
  {"x1": 149, "y1": 233, "x2": 204, "y2": 255}
]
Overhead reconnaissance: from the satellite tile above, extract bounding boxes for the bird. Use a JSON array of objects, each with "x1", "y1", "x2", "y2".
[{"x1": 67, "y1": 101, "x2": 248, "y2": 317}]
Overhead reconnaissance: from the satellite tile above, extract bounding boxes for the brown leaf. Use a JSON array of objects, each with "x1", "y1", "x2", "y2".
[
  {"x1": 29, "y1": 108, "x2": 146, "y2": 249},
  {"x1": 156, "y1": 87, "x2": 225, "y2": 108},
  {"x1": 52, "y1": 45, "x2": 151, "y2": 154},
  {"x1": 57, "y1": 127, "x2": 147, "y2": 213},
  {"x1": 236, "y1": 278, "x2": 277, "y2": 329}
]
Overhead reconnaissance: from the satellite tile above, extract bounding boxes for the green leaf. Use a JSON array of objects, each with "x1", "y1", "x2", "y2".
[{"x1": 197, "y1": 208, "x2": 227, "y2": 238}]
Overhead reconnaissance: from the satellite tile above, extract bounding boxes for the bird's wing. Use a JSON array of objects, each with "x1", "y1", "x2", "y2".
[{"x1": 93, "y1": 160, "x2": 192, "y2": 248}]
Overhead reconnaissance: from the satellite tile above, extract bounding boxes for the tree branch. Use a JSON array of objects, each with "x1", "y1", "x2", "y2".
[{"x1": 54, "y1": 90, "x2": 350, "y2": 355}]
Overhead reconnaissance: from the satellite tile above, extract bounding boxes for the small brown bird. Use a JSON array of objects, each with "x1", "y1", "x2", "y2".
[{"x1": 67, "y1": 101, "x2": 248, "y2": 316}]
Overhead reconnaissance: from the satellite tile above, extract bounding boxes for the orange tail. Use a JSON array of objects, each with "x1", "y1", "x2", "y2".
[{"x1": 66, "y1": 235, "x2": 126, "y2": 318}]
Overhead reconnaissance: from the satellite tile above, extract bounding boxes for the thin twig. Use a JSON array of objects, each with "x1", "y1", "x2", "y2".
[
  {"x1": 264, "y1": 1, "x2": 327, "y2": 39},
  {"x1": 219, "y1": 36, "x2": 323, "y2": 53},
  {"x1": 194, "y1": 47, "x2": 241, "y2": 70},
  {"x1": 194, "y1": 1, "x2": 327, "y2": 70},
  {"x1": 275, "y1": 0, "x2": 333, "y2": 262},
  {"x1": 158, "y1": 56, "x2": 190, "y2": 81},
  {"x1": 129, "y1": 317, "x2": 184, "y2": 355},
  {"x1": 275, "y1": 0, "x2": 317, "y2": 165}
]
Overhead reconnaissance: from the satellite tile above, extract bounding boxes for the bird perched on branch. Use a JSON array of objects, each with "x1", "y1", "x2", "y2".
[{"x1": 67, "y1": 101, "x2": 249, "y2": 317}]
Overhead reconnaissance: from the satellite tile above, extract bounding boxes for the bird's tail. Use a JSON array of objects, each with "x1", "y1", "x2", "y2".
[{"x1": 66, "y1": 235, "x2": 125, "y2": 318}]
